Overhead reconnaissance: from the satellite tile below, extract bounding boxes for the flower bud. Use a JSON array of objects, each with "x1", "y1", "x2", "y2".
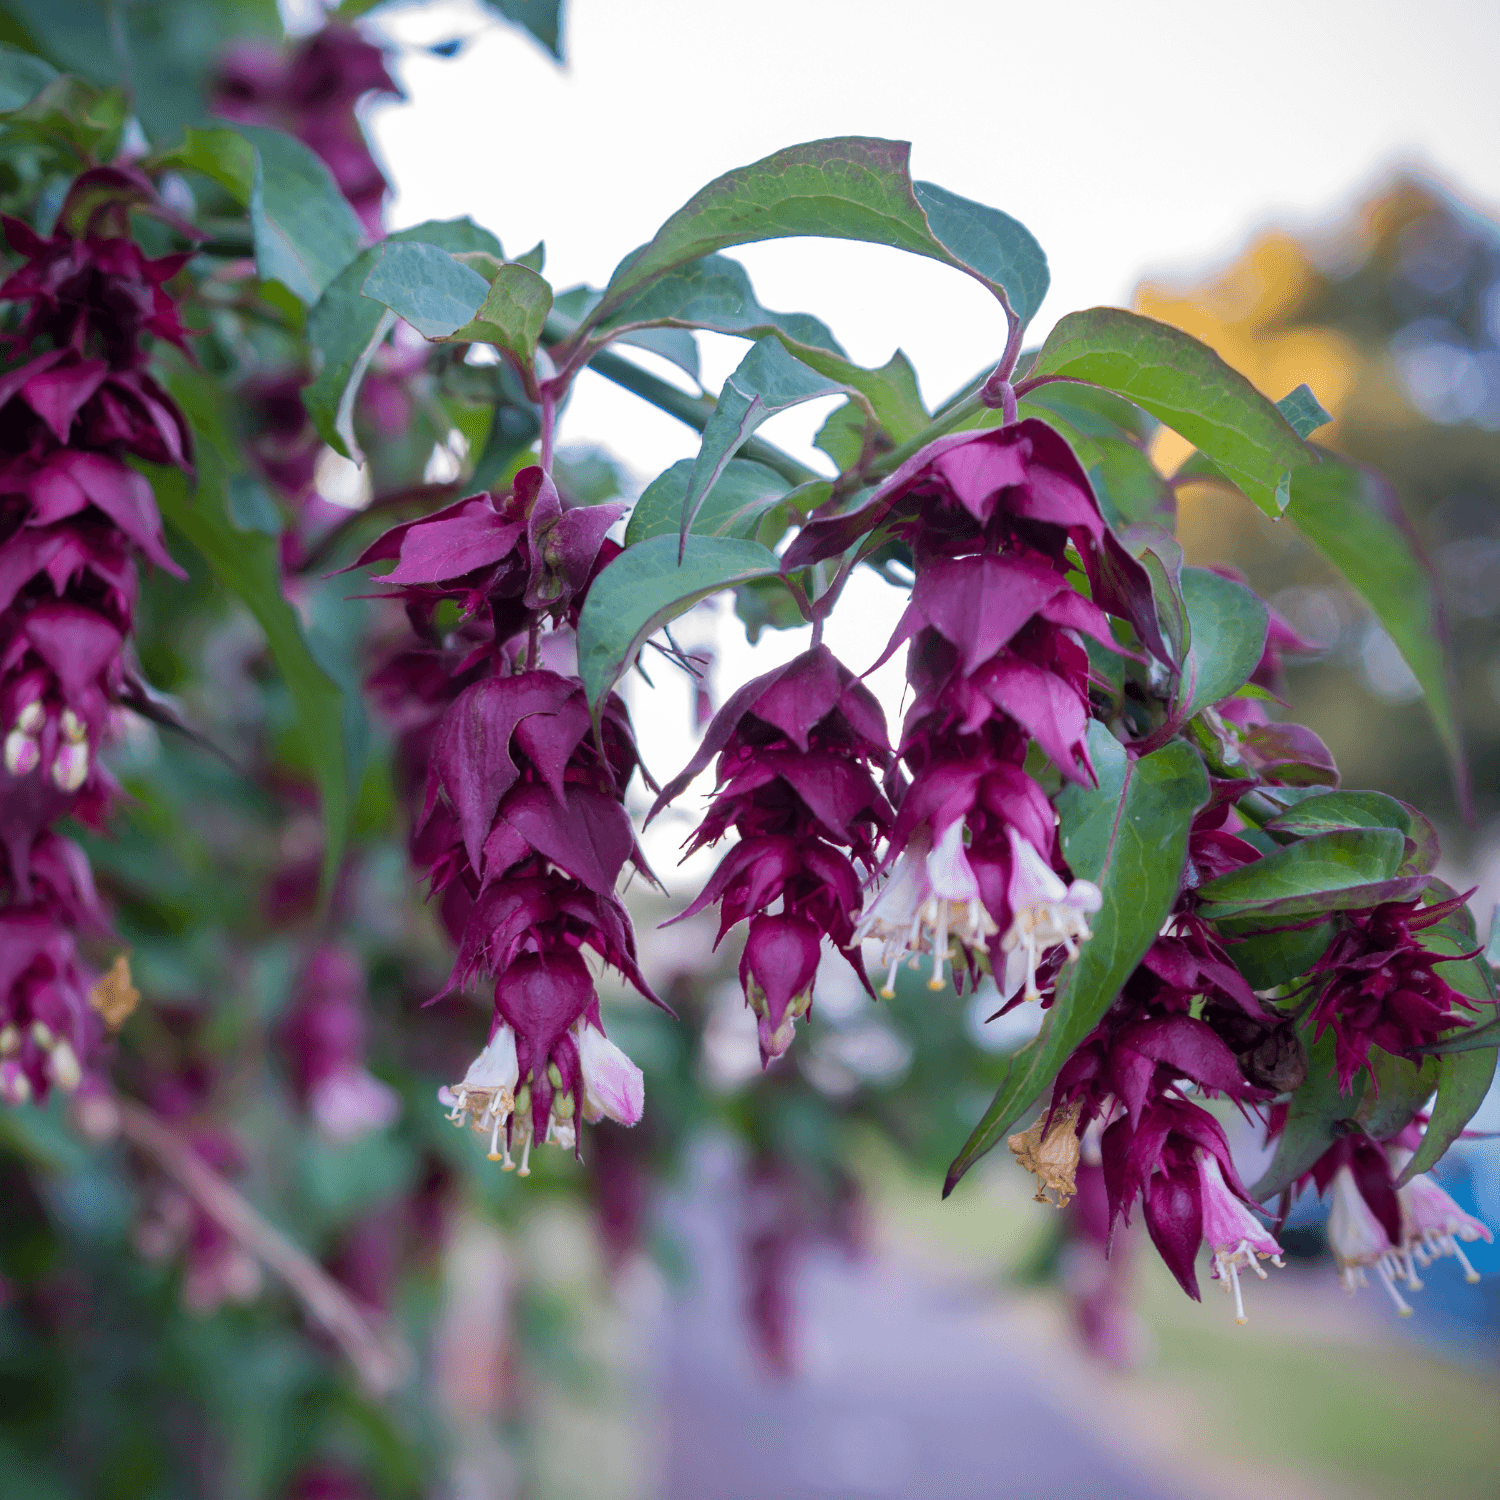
[
  {"x1": 51, "y1": 740, "x2": 89, "y2": 792},
  {"x1": 47, "y1": 1039, "x2": 82, "y2": 1092},
  {"x1": 0, "y1": 1060, "x2": 31, "y2": 1105},
  {"x1": 4, "y1": 728, "x2": 39, "y2": 775}
]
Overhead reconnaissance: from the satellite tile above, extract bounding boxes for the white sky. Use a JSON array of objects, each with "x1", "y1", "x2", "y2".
[{"x1": 365, "y1": 0, "x2": 1500, "y2": 835}]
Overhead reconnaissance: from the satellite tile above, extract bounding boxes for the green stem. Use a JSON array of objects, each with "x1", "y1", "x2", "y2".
[
  {"x1": 581, "y1": 343, "x2": 819, "y2": 488},
  {"x1": 863, "y1": 389, "x2": 989, "y2": 480}
]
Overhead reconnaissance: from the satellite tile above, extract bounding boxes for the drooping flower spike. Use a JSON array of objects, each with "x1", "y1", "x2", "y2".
[
  {"x1": 654, "y1": 645, "x2": 893, "y2": 1064},
  {"x1": 844, "y1": 420, "x2": 1145, "y2": 1006},
  {"x1": 0, "y1": 177, "x2": 193, "y2": 1108},
  {"x1": 361, "y1": 465, "x2": 657, "y2": 1164}
]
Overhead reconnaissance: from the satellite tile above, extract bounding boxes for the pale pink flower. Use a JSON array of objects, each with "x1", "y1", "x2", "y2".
[
  {"x1": 853, "y1": 822, "x2": 997, "y2": 995},
  {"x1": 439, "y1": 1024, "x2": 519, "y2": 1162},
  {"x1": 1327, "y1": 1165, "x2": 1415, "y2": 1316},
  {"x1": 1387, "y1": 1145, "x2": 1493, "y2": 1289},
  {"x1": 576, "y1": 1019, "x2": 644, "y2": 1126},
  {"x1": 1196, "y1": 1150, "x2": 1284, "y2": 1324},
  {"x1": 999, "y1": 828, "x2": 1102, "y2": 1001}
]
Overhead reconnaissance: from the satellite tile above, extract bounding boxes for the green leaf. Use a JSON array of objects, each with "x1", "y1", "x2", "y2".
[
  {"x1": 1285, "y1": 459, "x2": 1465, "y2": 808},
  {"x1": 1276, "y1": 383, "x2": 1332, "y2": 439},
  {"x1": 944, "y1": 726, "x2": 1209, "y2": 1193},
  {"x1": 1355, "y1": 1049, "x2": 1439, "y2": 1139},
  {"x1": 598, "y1": 253, "x2": 929, "y2": 440},
  {"x1": 481, "y1": 0, "x2": 564, "y2": 59},
  {"x1": 911, "y1": 179, "x2": 1050, "y2": 327},
  {"x1": 598, "y1": 252, "x2": 843, "y2": 349},
  {"x1": 680, "y1": 338, "x2": 850, "y2": 542},
  {"x1": 235, "y1": 124, "x2": 364, "y2": 305},
  {"x1": 1021, "y1": 380, "x2": 1158, "y2": 444},
  {"x1": 1418, "y1": 922, "x2": 1497, "y2": 1009},
  {"x1": 363, "y1": 240, "x2": 553, "y2": 368},
  {"x1": 735, "y1": 574, "x2": 808, "y2": 643},
  {"x1": 304, "y1": 219, "x2": 504, "y2": 461},
  {"x1": 1219, "y1": 919, "x2": 1334, "y2": 990},
  {"x1": 814, "y1": 400, "x2": 868, "y2": 470},
  {"x1": 150, "y1": 458, "x2": 349, "y2": 903},
  {"x1": 624, "y1": 458, "x2": 789, "y2": 548},
  {"x1": 1196, "y1": 828, "x2": 1407, "y2": 920},
  {"x1": 1262, "y1": 790, "x2": 1412, "y2": 840},
  {"x1": 1420, "y1": 1018, "x2": 1500, "y2": 1056},
  {"x1": 1250, "y1": 1027, "x2": 1352, "y2": 1201},
  {"x1": 1090, "y1": 436, "x2": 1174, "y2": 526},
  {"x1": 1026, "y1": 308, "x2": 1309, "y2": 517},
  {"x1": 1117, "y1": 524, "x2": 1188, "y2": 667},
  {"x1": 588, "y1": 138, "x2": 1048, "y2": 333},
  {"x1": 361, "y1": 239, "x2": 493, "y2": 337},
  {"x1": 0, "y1": 40, "x2": 55, "y2": 111},
  {"x1": 152, "y1": 125, "x2": 255, "y2": 205},
  {"x1": 459, "y1": 264, "x2": 553, "y2": 367},
  {"x1": 616, "y1": 326, "x2": 700, "y2": 382},
  {"x1": 1397, "y1": 1048, "x2": 1498, "y2": 1183},
  {"x1": 1174, "y1": 566, "x2": 1269, "y2": 720},
  {"x1": 226, "y1": 475, "x2": 282, "y2": 536},
  {"x1": 576, "y1": 534, "x2": 780, "y2": 711},
  {"x1": 0, "y1": 73, "x2": 125, "y2": 160}
]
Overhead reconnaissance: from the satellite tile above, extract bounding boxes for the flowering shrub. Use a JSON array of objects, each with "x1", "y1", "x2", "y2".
[{"x1": 0, "y1": 3, "x2": 1494, "y2": 1494}]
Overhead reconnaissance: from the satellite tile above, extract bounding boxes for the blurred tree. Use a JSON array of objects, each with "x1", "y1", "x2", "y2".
[{"x1": 1138, "y1": 177, "x2": 1500, "y2": 832}]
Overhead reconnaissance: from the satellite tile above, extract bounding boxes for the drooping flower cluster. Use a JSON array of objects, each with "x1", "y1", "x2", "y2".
[
  {"x1": 792, "y1": 421, "x2": 1154, "y2": 1002},
  {"x1": 1043, "y1": 909, "x2": 1289, "y2": 1319},
  {"x1": 0, "y1": 180, "x2": 192, "y2": 1106},
  {"x1": 651, "y1": 646, "x2": 894, "y2": 1063},
  {"x1": 1308, "y1": 891, "x2": 1477, "y2": 1090},
  {"x1": 276, "y1": 943, "x2": 401, "y2": 1142},
  {"x1": 1292, "y1": 1120, "x2": 1493, "y2": 1316},
  {"x1": 359, "y1": 467, "x2": 657, "y2": 1169},
  {"x1": 212, "y1": 23, "x2": 400, "y2": 237}
]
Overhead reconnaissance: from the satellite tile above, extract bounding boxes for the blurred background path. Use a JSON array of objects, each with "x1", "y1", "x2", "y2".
[{"x1": 657, "y1": 1144, "x2": 1178, "y2": 1500}]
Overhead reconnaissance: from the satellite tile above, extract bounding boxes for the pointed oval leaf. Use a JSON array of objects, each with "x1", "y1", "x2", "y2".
[
  {"x1": 1355, "y1": 1049, "x2": 1439, "y2": 1139},
  {"x1": 1025, "y1": 308, "x2": 1309, "y2": 518},
  {"x1": 944, "y1": 725, "x2": 1209, "y2": 1193},
  {"x1": 461, "y1": 263, "x2": 554, "y2": 367},
  {"x1": 305, "y1": 219, "x2": 504, "y2": 460},
  {"x1": 362, "y1": 240, "x2": 493, "y2": 338},
  {"x1": 588, "y1": 138, "x2": 1047, "y2": 332},
  {"x1": 1285, "y1": 459, "x2": 1466, "y2": 811},
  {"x1": 576, "y1": 534, "x2": 780, "y2": 711},
  {"x1": 1397, "y1": 1047, "x2": 1498, "y2": 1183},
  {"x1": 1219, "y1": 919, "x2": 1334, "y2": 990},
  {"x1": 624, "y1": 458, "x2": 790, "y2": 547},
  {"x1": 362, "y1": 241, "x2": 552, "y2": 369},
  {"x1": 1174, "y1": 566, "x2": 1268, "y2": 720},
  {"x1": 483, "y1": 0, "x2": 565, "y2": 59},
  {"x1": 1262, "y1": 789, "x2": 1412, "y2": 840},
  {"x1": 235, "y1": 124, "x2": 364, "y2": 305},
  {"x1": 1195, "y1": 827, "x2": 1406, "y2": 920},
  {"x1": 679, "y1": 338, "x2": 851, "y2": 544}
]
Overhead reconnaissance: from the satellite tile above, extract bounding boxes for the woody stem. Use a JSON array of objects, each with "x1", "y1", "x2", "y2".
[{"x1": 116, "y1": 1099, "x2": 408, "y2": 1396}]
